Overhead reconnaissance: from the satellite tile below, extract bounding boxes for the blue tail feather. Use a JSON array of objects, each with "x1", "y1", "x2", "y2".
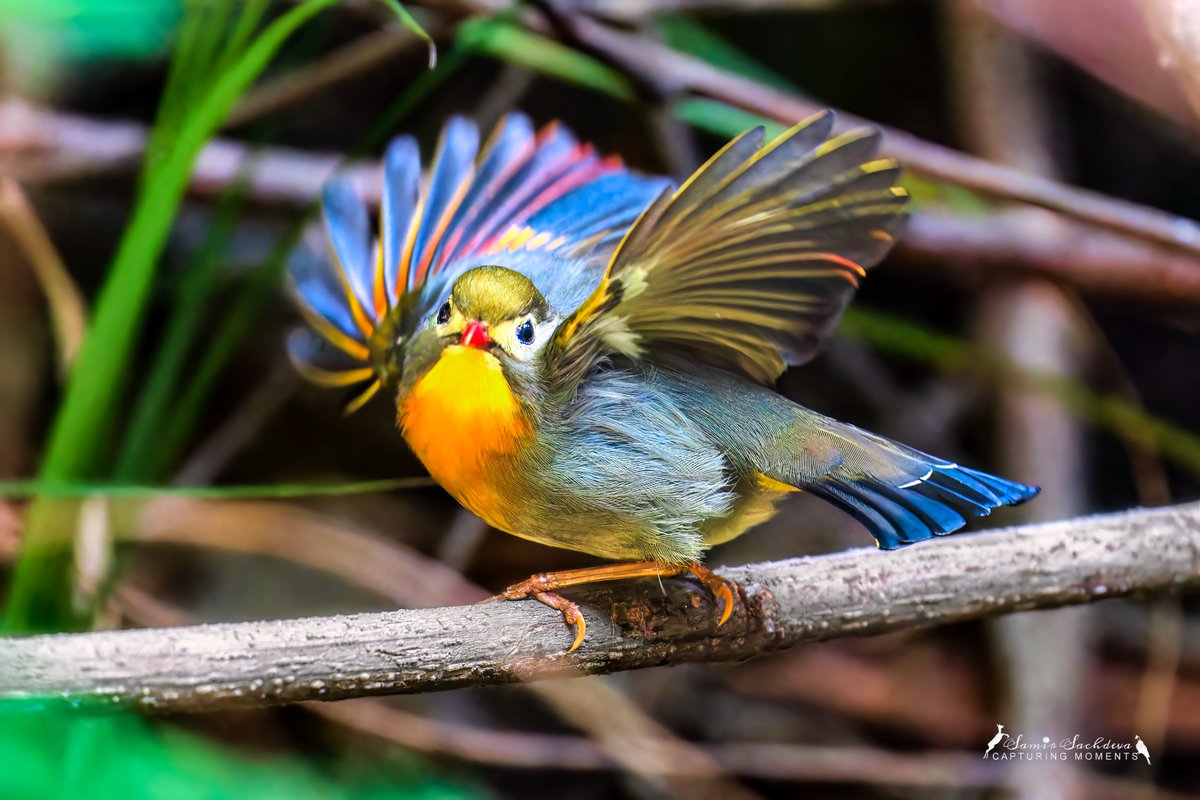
[{"x1": 810, "y1": 462, "x2": 1039, "y2": 550}]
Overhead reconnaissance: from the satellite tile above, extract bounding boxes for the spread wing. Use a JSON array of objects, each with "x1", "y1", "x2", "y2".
[
  {"x1": 547, "y1": 111, "x2": 908, "y2": 391},
  {"x1": 288, "y1": 113, "x2": 666, "y2": 410}
]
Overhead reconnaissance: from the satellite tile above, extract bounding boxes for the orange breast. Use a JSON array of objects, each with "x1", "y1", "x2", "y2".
[{"x1": 399, "y1": 345, "x2": 532, "y2": 527}]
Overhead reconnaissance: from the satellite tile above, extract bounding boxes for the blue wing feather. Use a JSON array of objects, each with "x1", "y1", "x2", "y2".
[
  {"x1": 408, "y1": 117, "x2": 480, "y2": 289},
  {"x1": 321, "y1": 179, "x2": 374, "y2": 325},
  {"x1": 524, "y1": 172, "x2": 670, "y2": 254},
  {"x1": 381, "y1": 136, "x2": 421, "y2": 307},
  {"x1": 454, "y1": 123, "x2": 582, "y2": 257},
  {"x1": 292, "y1": 267, "x2": 360, "y2": 339},
  {"x1": 428, "y1": 114, "x2": 536, "y2": 273},
  {"x1": 294, "y1": 114, "x2": 675, "y2": 379}
]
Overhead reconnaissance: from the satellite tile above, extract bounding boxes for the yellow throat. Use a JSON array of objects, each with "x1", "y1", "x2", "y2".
[{"x1": 400, "y1": 345, "x2": 531, "y2": 517}]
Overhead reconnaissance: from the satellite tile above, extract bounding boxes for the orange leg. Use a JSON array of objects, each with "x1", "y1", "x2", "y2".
[{"x1": 487, "y1": 560, "x2": 737, "y2": 653}]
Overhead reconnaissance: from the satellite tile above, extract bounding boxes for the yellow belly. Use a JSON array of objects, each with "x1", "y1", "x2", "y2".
[{"x1": 399, "y1": 345, "x2": 531, "y2": 527}]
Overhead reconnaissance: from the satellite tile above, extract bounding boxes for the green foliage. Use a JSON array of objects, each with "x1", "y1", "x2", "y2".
[
  {"x1": 842, "y1": 307, "x2": 1200, "y2": 474},
  {"x1": 672, "y1": 96, "x2": 786, "y2": 139},
  {"x1": 113, "y1": 183, "x2": 249, "y2": 481},
  {"x1": 654, "y1": 14, "x2": 796, "y2": 91},
  {"x1": 6, "y1": 0, "x2": 437, "y2": 631},
  {"x1": 378, "y1": 0, "x2": 435, "y2": 67},
  {"x1": 6, "y1": 0, "x2": 350, "y2": 631},
  {"x1": 466, "y1": 24, "x2": 1200, "y2": 478},
  {"x1": 456, "y1": 16, "x2": 636, "y2": 102},
  {"x1": 0, "y1": 6, "x2": 480, "y2": 800},
  {"x1": 0, "y1": 0, "x2": 181, "y2": 64},
  {"x1": 0, "y1": 704, "x2": 479, "y2": 800}
]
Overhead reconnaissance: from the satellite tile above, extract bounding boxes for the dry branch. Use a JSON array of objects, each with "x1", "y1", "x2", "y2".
[
  {"x1": 5, "y1": 101, "x2": 1200, "y2": 307},
  {"x1": 2, "y1": 502, "x2": 1198, "y2": 713},
  {"x1": 0, "y1": 100, "x2": 381, "y2": 205},
  {"x1": 563, "y1": 15, "x2": 1200, "y2": 257}
]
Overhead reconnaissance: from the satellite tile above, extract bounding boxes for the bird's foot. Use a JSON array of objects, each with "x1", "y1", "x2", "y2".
[
  {"x1": 683, "y1": 561, "x2": 736, "y2": 627},
  {"x1": 486, "y1": 580, "x2": 587, "y2": 653},
  {"x1": 485, "y1": 561, "x2": 738, "y2": 653}
]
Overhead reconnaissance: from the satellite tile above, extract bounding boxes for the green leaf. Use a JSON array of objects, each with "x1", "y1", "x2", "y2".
[
  {"x1": 5, "y1": 0, "x2": 342, "y2": 632},
  {"x1": 0, "y1": 702, "x2": 482, "y2": 800},
  {"x1": 655, "y1": 14, "x2": 796, "y2": 92},
  {"x1": 0, "y1": 0, "x2": 182, "y2": 64},
  {"x1": 456, "y1": 16, "x2": 636, "y2": 102},
  {"x1": 672, "y1": 96, "x2": 786, "y2": 139},
  {"x1": 378, "y1": 0, "x2": 436, "y2": 68}
]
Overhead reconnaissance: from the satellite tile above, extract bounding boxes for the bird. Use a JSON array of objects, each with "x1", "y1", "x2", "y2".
[
  {"x1": 1135, "y1": 735, "x2": 1151, "y2": 765},
  {"x1": 984, "y1": 724, "x2": 1008, "y2": 757},
  {"x1": 289, "y1": 111, "x2": 1039, "y2": 652}
]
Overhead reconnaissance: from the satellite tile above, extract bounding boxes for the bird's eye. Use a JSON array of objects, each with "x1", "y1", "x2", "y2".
[
  {"x1": 437, "y1": 301, "x2": 451, "y2": 325},
  {"x1": 516, "y1": 319, "x2": 535, "y2": 345}
]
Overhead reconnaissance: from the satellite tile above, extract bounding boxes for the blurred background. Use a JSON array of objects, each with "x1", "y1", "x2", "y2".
[{"x1": 1, "y1": 0, "x2": 1199, "y2": 797}]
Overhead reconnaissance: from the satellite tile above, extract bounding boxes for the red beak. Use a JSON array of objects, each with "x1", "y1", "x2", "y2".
[{"x1": 460, "y1": 320, "x2": 491, "y2": 349}]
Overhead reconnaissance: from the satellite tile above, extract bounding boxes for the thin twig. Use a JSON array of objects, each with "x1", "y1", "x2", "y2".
[
  {"x1": 0, "y1": 100, "x2": 381, "y2": 205},
  {"x1": 6, "y1": 99, "x2": 1197, "y2": 307},
  {"x1": 898, "y1": 209, "x2": 1200, "y2": 307},
  {"x1": 129, "y1": 498, "x2": 753, "y2": 799},
  {"x1": 3, "y1": 502, "x2": 1198, "y2": 710},
  {"x1": 950, "y1": 4, "x2": 1092, "y2": 797},
  {"x1": 0, "y1": 178, "x2": 87, "y2": 376},
  {"x1": 561, "y1": 14, "x2": 1200, "y2": 256},
  {"x1": 314, "y1": 698, "x2": 1009, "y2": 787},
  {"x1": 227, "y1": 28, "x2": 427, "y2": 128},
  {"x1": 171, "y1": 366, "x2": 298, "y2": 486}
]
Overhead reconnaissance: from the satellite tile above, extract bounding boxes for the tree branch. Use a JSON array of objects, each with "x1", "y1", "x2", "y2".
[
  {"x1": 6, "y1": 99, "x2": 1199, "y2": 307},
  {"x1": 2, "y1": 502, "x2": 1198, "y2": 712},
  {"x1": 563, "y1": 15, "x2": 1200, "y2": 257}
]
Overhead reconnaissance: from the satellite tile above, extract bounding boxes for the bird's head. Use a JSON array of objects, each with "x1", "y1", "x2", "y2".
[{"x1": 394, "y1": 266, "x2": 560, "y2": 413}]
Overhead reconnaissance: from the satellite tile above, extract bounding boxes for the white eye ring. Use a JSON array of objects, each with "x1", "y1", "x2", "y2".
[{"x1": 516, "y1": 318, "x2": 535, "y2": 345}]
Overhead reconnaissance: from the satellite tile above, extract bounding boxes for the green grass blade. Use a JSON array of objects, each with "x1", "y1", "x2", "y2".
[
  {"x1": 655, "y1": 14, "x2": 797, "y2": 91},
  {"x1": 840, "y1": 307, "x2": 1200, "y2": 474},
  {"x1": 456, "y1": 16, "x2": 636, "y2": 102},
  {"x1": 146, "y1": 224, "x2": 306, "y2": 478},
  {"x1": 5, "y1": 0, "x2": 344, "y2": 631},
  {"x1": 217, "y1": 0, "x2": 272, "y2": 71},
  {"x1": 0, "y1": 477, "x2": 433, "y2": 500},
  {"x1": 34, "y1": 0, "x2": 342, "y2": 483},
  {"x1": 113, "y1": 183, "x2": 248, "y2": 480},
  {"x1": 378, "y1": 0, "x2": 436, "y2": 68}
]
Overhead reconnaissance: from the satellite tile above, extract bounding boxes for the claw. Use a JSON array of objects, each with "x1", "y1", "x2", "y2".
[
  {"x1": 558, "y1": 600, "x2": 587, "y2": 653},
  {"x1": 686, "y1": 562, "x2": 738, "y2": 626},
  {"x1": 520, "y1": 588, "x2": 587, "y2": 653},
  {"x1": 713, "y1": 580, "x2": 734, "y2": 626},
  {"x1": 489, "y1": 560, "x2": 736, "y2": 652}
]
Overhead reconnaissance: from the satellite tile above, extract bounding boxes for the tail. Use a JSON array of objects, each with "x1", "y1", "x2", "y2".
[{"x1": 773, "y1": 417, "x2": 1039, "y2": 549}]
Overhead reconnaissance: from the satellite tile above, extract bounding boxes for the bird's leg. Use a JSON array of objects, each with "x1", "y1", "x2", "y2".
[{"x1": 486, "y1": 560, "x2": 737, "y2": 653}]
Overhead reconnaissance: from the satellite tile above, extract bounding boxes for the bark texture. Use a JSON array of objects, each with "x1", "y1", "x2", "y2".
[{"x1": 2, "y1": 502, "x2": 1198, "y2": 713}]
